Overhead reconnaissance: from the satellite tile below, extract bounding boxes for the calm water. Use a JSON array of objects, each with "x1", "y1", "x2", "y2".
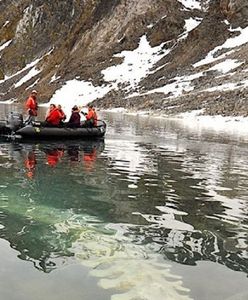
[{"x1": 0, "y1": 104, "x2": 247, "y2": 300}]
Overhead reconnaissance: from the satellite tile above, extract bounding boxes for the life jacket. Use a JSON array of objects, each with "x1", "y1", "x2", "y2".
[
  {"x1": 25, "y1": 96, "x2": 38, "y2": 116},
  {"x1": 85, "y1": 109, "x2": 95, "y2": 126},
  {"x1": 46, "y1": 108, "x2": 61, "y2": 126}
]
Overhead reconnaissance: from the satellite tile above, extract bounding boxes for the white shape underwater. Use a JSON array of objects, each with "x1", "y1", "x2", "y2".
[{"x1": 66, "y1": 219, "x2": 193, "y2": 300}]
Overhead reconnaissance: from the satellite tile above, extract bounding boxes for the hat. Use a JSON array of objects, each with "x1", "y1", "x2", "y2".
[{"x1": 31, "y1": 90, "x2": 38, "y2": 94}]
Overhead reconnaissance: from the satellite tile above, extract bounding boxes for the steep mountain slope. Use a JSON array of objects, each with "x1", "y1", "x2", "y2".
[{"x1": 0, "y1": 0, "x2": 248, "y2": 116}]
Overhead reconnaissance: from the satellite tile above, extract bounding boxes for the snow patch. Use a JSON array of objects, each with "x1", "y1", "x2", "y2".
[
  {"x1": 179, "y1": 17, "x2": 202, "y2": 40},
  {"x1": 0, "y1": 57, "x2": 42, "y2": 85},
  {"x1": 174, "y1": 111, "x2": 248, "y2": 136},
  {"x1": 25, "y1": 78, "x2": 40, "y2": 90},
  {"x1": 0, "y1": 49, "x2": 53, "y2": 85},
  {"x1": 49, "y1": 79, "x2": 111, "y2": 109},
  {"x1": 0, "y1": 40, "x2": 12, "y2": 52},
  {"x1": 184, "y1": 17, "x2": 202, "y2": 32},
  {"x1": 15, "y1": 67, "x2": 41, "y2": 88},
  {"x1": 178, "y1": 0, "x2": 201, "y2": 10},
  {"x1": 145, "y1": 72, "x2": 203, "y2": 98},
  {"x1": 209, "y1": 59, "x2": 243, "y2": 74},
  {"x1": 2, "y1": 20, "x2": 10, "y2": 27},
  {"x1": 50, "y1": 74, "x2": 61, "y2": 83},
  {"x1": 199, "y1": 75, "x2": 248, "y2": 93},
  {"x1": 102, "y1": 35, "x2": 169, "y2": 88},
  {"x1": 194, "y1": 26, "x2": 248, "y2": 68}
]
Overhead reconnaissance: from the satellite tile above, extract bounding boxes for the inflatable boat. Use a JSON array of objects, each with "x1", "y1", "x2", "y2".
[{"x1": 0, "y1": 112, "x2": 106, "y2": 139}]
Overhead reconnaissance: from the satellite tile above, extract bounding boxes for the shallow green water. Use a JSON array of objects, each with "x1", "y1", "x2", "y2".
[{"x1": 0, "y1": 105, "x2": 247, "y2": 300}]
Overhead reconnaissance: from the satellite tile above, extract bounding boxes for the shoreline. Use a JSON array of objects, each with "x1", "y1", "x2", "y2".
[
  {"x1": 1, "y1": 100, "x2": 248, "y2": 136},
  {"x1": 102, "y1": 107, "x2": 248, "y2": 136}
]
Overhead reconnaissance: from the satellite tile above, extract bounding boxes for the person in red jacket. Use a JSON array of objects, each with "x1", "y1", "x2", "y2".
[
  {"x1": 25, "y1": 90, "x2": 38, "y2": 124},
  {"x1": 82, "y1": 105, "x2": 96, "y2": 127},
  {"x1": 45, "y1": 104, "x2": 62, "y2": 126}
]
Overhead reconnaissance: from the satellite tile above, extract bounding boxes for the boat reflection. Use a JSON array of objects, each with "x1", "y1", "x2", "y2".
[
  {"x1": 22, "y1": 140, "x2": 104, "y2": 175},
  {"x1": 43, "y1": 147, "x2": 65, "y2": 167},
  {"x1": 24, "y1": 151, "x2": 37, "y2": 178},
  {"x1": 0, "y1": 140, "x2": 105, "y2": 272}
]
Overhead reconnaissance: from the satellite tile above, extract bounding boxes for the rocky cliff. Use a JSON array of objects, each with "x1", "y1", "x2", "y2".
[{"x1": 0, "y1": 0, "x2": 248, "y2": 116}]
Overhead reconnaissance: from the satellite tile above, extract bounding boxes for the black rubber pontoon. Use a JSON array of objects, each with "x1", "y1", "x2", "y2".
[
  {"x1": 16, "y1": 121, "x2": 106, "y2": 139},
  {"x1": 16, "y1": 123, "x2": 106, "y2": 139},
  {"x1": 0, "y1": 112, "x2": 106, "y2": 140}
]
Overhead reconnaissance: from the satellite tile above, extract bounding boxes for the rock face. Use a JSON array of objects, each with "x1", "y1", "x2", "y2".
[
  {"x1": 220, "y1": 0, "x2": 248, "y2": 26},
  {"x1": 0, "y1": 0, "x2": 248, "y2": 116}
]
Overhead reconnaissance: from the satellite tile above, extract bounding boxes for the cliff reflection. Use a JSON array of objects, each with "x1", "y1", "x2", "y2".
[
  {"x1": 0, "y1": 140, "x2": 105, "y2": 272},
  {"x1": 0, "y1": 135, "x2": 247, "y2": 278}
]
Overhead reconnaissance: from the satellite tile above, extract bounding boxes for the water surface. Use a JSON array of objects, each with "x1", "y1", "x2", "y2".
[{"x1": 0, "y1": 104, "x2": 247, "y2": 300}]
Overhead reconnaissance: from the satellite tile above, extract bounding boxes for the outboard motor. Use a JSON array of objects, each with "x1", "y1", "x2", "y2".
[{"x1": 7, "y1": 112, "x2": 24, "y2": 132}]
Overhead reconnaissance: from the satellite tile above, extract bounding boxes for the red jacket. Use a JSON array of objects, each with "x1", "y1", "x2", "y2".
[
  {"x1": 86, "y1": 109, "x2": 94, "y2": 121},
  {"x1": 86, "y1": 109, "x2": 97, "y2": 126},
  {"x1": 25, "y1": 96, "x2": 38, "y2": 116},
  {"x1": 46, "y1": 108, "x2": 61, "y2": 126}
]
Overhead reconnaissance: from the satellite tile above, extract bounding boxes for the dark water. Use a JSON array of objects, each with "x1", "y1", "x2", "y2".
[{"x1": 0, "y1": 104, "x2": 247, "y2": 300}]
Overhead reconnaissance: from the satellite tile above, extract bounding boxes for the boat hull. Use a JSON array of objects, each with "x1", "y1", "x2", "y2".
[{"x1": 16, "y1": 125, "x2": 106, "y2": 139}]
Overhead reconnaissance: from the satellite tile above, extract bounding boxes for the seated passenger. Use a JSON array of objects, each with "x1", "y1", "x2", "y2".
[
  {"x1": 82, "y1": 104, "x2": 96, "y2": 127},
  {"x1": 68, "y1": 105, "x2": 81, "y2": 128},
  {"x1": 57, "y1": 104, "x2": 66, "y2": 123},
  {"x1": 44, "y1": 104, "x2": 61, "y2": 126}
]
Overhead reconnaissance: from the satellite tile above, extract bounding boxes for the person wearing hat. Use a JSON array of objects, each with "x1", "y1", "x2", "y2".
[
  {"x1": 25, "y1": 90, "x2": 38, "y2": 124},
  {"x1": 68, "y1": 105, "x2": 81, "y2": 128}
]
